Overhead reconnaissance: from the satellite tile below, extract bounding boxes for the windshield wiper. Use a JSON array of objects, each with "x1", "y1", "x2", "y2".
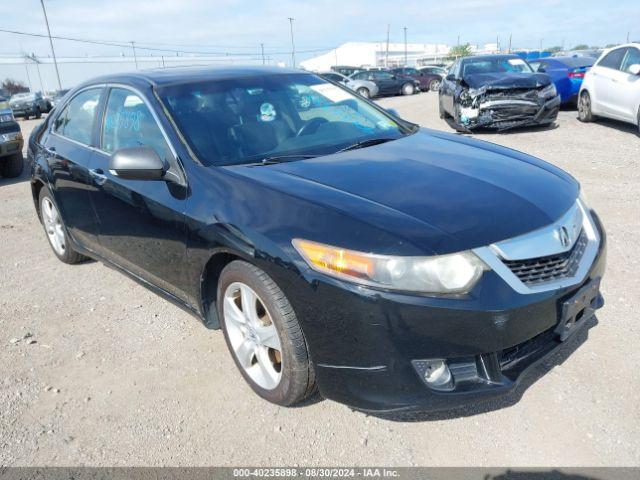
[
  {"x1": 336, "y1": 137, "x2": 396, "y2": 153},
  {"x1": 256, "y1": 154, "x2": 319, "y2": 165}
]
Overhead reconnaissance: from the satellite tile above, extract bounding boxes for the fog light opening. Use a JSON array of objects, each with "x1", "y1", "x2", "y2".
[{"x1": 423, "y1": 359, "x2": 452, "y2": 387}]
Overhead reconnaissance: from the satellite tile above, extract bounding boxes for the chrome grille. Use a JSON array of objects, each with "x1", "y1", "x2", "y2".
[{"x1": 502, "y1": 229, "x2": 588, "y2": 286}]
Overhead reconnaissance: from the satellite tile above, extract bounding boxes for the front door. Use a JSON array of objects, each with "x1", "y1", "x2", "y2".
[
  {"x1": 609, "y1": 47, "x2": 640, "y2": 122},
  {"x1": 88, "y1": 86, "x2": 190, "y2": 301},
  {"x1": 43, "y1": 87, "x2": 103, "y2": 251}
]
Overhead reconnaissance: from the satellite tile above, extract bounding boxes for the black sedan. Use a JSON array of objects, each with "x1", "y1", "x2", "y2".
[
  {"x1": 390, "y1": 67, "x2": 442, "y2": 91},
  {"x1": 349, "y1": 69, "x2": 420, "y2": 96},
  {"x1": 439, "y1": 54, "x2": 561, "y2": 132},
  {"x1": 29, "y1": 66, "x2": 605, "y2": 412}
]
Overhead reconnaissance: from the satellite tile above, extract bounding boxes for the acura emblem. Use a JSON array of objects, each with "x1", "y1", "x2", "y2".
[{"x1": 558, "y1": 226, "x2": 571, "y2": 247}]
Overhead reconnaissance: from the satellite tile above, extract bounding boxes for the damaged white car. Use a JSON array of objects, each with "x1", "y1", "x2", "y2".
[{"x1": 439, "y1": 55, "x2": 561, "y2": 132}]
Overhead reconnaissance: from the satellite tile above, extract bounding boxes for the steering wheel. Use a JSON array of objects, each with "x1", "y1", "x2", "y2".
[{"x1": 296, "y1": 117, "x2": 328, "y2": 137}]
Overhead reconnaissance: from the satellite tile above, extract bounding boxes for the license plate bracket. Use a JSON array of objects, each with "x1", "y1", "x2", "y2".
[{"x1": 556, "y1": 278, "x2": 601, "y2": 342}]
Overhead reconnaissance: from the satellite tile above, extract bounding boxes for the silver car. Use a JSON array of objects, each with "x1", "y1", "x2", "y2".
[{"x1": 318, "y1": 71, "x2": 379, "y2": 98}]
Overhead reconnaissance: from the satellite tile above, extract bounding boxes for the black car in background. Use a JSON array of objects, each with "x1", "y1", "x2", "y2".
[
  {"x1": 390, "y1": 67, "x2": 442, "y2": 91},
  {"x1": 439, "y1": 54, "x2": 561, "y2": 132},
  {"x1": 330, "y1": 65, "x2": 362, "y2": 77},
  {"x1": 349, "y1": 69, "x2": 420, "y2": 96},
  {"x1": 0, "y1": 102, "x2": 23, "y2": 178}
]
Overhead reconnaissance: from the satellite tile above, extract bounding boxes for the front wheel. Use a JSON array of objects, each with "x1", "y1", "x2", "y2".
[
  {"x1": 429, "y1": 78, "x2": 441, "y2": 92},
  {"x1": 0, "y1": 152, "x2": 23, "y2": 178},
  {"x1": 35, "y1": 107, "x2": 42, "y2": 119},
  {"x1": 218, "y1": 260, "x2": 316, "y2": 406},
  {"x1": 356, "y1": 87, "x2": 370, "y2": 98},
  {"x1": 578, "y1": 91, "x2": 594, "y2": 122},
  {"x1": 402, "y1": 83, "x2": 415, "y2": 96}
]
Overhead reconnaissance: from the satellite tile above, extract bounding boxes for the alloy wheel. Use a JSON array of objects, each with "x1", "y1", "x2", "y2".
[
  {"x1": 223, "y1": 282, "x2": 283, "y2": 390},
  {"x1": 41, "y1": 197, "x2": 66, "y2": 256},
  {"x1": 578, "y1": 92, "x2": 590, "y2": 120}
]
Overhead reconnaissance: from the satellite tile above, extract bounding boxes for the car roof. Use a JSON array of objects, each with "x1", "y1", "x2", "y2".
[
  {"x1": 545, "y1": 56, "x2": 595, "y2": 67},
  {"x1": 80, "y1": 65, "x2": 307, "y2": 89},
  {"x1": 460, "y1": 54, "x2": 522, "y2": 63}
]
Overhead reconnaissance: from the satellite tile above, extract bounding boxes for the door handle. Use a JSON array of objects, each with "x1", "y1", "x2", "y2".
[
  {"x1": 89, "y1": 168, "x2": 108, "y2": 186},
  {"x1": 44, "y1": 146, "x2": 56, "y2": 155}
]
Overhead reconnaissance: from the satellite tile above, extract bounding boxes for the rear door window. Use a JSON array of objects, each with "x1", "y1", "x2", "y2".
[
  {"x1": 598, "y1": 48, "x2": 627, "y2": 70},
  {"x1": 53, "y1": 88, "x2": 102, "y2": 145}
]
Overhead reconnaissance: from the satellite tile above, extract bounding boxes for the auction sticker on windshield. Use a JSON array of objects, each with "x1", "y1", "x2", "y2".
[{"x1": 310, "y1": 83, "x2": 352, "y2": 103}]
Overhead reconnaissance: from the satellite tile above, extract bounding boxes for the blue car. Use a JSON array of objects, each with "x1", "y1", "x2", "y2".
[{"x1": 530, "y1": 56, "x2": 595, "y2": 105}]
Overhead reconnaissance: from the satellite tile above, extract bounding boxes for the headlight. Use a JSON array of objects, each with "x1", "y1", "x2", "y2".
[
  {"x1": 1, "y1": 132, "x2": 21, "y2": 142},
  {"x1": 292, "y1": 239, "x2": 488, "y2": 294},
  {"x1": 538, "y1": 83, "x2": 557, "y2": 98},
  {"x1": 0, "y1": 113, "x2": 14, "y2": 123}
]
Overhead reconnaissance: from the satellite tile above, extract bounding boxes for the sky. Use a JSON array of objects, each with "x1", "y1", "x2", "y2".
[{"x1": 0, "y1": 0, "x2": 638, "y2": 89}]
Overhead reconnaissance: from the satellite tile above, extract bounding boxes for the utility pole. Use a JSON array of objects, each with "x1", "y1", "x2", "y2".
[
  {"x1": 539, "y1": 38, "x2": 543, "y2": 52},
  {"x1": 457, "y1": 34, "x2": 460, "y2": 46},
  {"x1": 496, "y1": 35, "x2": 500, "y2": 53},
  {"x1": 288, "y1": 17, "x2": 295, "y2": 68},
  {"x1": 23, "y1": 57, "x2": 33, "y2": 92},
  {"x1": 130, "y1": 41, "x2": 138, "y2": 69},
  {"x1": 39, "y1": 0, "x2": 62, "y2": 90},
  {"x1": 403, "y1": 27, "x2": 408, "y2": 66},
  {"x1": 260, "y1": 43, "x2": 265, "y2": 65},
  {"x1": 161, "y1": 56, "x2": 165, "y2": 68},
  {"x1": 627, "y1": 32, "x2": 630, "y2": 43},
  {"x1": 29, "y1": 55, "x2": 45, "y2": 93},
  {"x1": 385, "y1": 24, "x2": 390, "y2": 67},
  {"x1": 508, "y1": 33, "x2": 512, "y2": 53}
]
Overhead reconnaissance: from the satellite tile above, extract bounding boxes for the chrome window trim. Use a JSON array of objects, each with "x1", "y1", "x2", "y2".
[{"x1": 473, "y1": 199, "x2": 600, "y2": 295}]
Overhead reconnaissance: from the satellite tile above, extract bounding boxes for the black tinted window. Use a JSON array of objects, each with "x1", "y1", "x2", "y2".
[
  {"x1": 53, "y1": 88, "x2": 101, "y2": 145},
  {"x1": 101, "y1": 88, "x2": 172, "y2": 161},
  {"x1": 598, "y1": 48, "x2": 626, "y2": 70}
]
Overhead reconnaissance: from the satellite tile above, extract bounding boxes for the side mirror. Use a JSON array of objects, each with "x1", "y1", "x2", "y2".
[
  {"x1": 109, "y1": 147, "x2": 166, "y2": 181},
  {"x1": 386, "y1": 108, "x2": 400, "y2": 117},
  {"x1": 391, "y1": 75, "x2": 397, "y2": 80},
  {"x1": 537, "y1": 66, "x2": 546, "y2": 73},
  {"x1": 629, "y1": 64, "x2": 640, "y2": 75},
  {"x1": 445, "y1": 74, "x2": 456, "y2": 81}
]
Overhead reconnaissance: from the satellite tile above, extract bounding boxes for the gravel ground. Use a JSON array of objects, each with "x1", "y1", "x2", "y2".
[{"x1": 1, "y1": 93, "x2": 639, "y2": 467}]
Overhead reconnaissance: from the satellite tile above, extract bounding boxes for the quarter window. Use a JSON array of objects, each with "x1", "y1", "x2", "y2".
[
  {"x1": 598, "y1": 48, "x2": 627, "y2": 70},
  {"x1": 101, "y1": 88, "x2": 172, "y2": 162},
  {"x1": 53, "y1": 88, "x2": 102, "y2": 145}
]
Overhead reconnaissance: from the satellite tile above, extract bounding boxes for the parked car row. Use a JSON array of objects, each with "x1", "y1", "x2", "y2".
[
  {"x1": 436, "y1": 43, "x2": 640, "y2": 134},
  {"x1": 9, "y1": 91, "x2": 52, "y2": 119}
]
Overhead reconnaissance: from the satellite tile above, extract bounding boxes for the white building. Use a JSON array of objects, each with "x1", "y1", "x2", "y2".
[{"x1": 299, "y1": 42, "x2": 451, "y2": 71}]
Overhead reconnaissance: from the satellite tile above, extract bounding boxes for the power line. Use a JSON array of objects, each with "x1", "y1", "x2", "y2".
[{"x1": 0, "y1": 27, "x2": 335, "y2": 57}]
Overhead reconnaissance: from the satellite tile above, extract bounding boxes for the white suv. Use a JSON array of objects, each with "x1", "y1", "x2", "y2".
[{"x1": 579, "y1": 43, "x2": 640, "y2": 132}]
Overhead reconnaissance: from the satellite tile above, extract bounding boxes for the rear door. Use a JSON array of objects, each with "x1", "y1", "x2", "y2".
[
  {"x1": 43, "y1": 87, "x2": 104, "y2": 251},
  {"x1": 88, "y1": 86, "x2": 190, "y2": 301},
  {"x1": 590, "y1": 47, "x2": 627, "y2": 115}
]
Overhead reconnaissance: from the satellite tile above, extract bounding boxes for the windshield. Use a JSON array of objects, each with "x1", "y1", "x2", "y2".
[
  {"x1": 158, "y1": 73, "x2": 410, "y2": 166},
  {"x1": 461, "y1": 57, "x2": 533, "y2": 76}
]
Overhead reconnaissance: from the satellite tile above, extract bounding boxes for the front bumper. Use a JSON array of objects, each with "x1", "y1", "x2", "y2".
[
  {"x1": 0, "y1": 139, "x2": 23, "y2": 158},
  {"x1": 460, "y1": 94, "x2": 561, "y2": 131},
  {"x1": 276, "y1": 211, "x2": 606, "y2": 412}
]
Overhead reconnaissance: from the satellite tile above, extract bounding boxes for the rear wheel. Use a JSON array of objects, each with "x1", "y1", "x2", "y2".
[
  {"x1": 38, "y1": 188, "x2": 87, "y2": 264},
  {"x1": 34, "y1": 107, "x2": 42, "y2": 119},
  {"x1": 356, "y1": 87, "x2": 370, "y2": 98},
  {"x1": 578, "y1": 91, "x2": 594, "y2": 122},
  {"x1": 0, "y1": 152, "x2": 23, "y2": 178},
  {"x1": 402, "y1": 83, "x2": 415, "y2": 96},
  {"x1": 218, "y1": 260, "x2": 316, "y2": 406},
  {"x1": 429, "y1": 78, "x2": 441, "y2": 92}
]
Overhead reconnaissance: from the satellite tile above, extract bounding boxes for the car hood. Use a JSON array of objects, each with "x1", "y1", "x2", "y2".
[
  {"x1": 227, "y1": 130, "x2": 578, "y2": 254},
  {"x1": 462, "y1": 72, "x2": 551, "y2": 90}
]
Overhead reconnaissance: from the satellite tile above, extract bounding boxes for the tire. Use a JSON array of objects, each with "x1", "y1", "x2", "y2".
[
  {"x1": 438, "y1": 97, "x2": 446, "y2": 119},
  {"x1": 35, "y1": 107, "x2": 41, "y2": 120},
  {"x1": 402, "y1": 83, "x2": 415, "y2": 96},
  {"x1": 429, "y1": 78, "x2": 441, "y2": 92},
  {"x1": 38, "y1": 188, "x2": 87, "y2": 264},
  {"x1": 578, "y1": 91, "x2": 593, "y2": 122},
  {"x1": 0, "y1": 152, "x2": 23, "y2": 178},
  {"x1": 356, "y1": 87, "x2": 370, "y2": 99},
  {"x1": 217, "y1": 260, "x2": 316, "y2": 406}
]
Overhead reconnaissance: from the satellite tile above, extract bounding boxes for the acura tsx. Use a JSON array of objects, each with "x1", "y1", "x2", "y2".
[{"x1": 28, "y1": 66, "x2": 606, "y2": 412}]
